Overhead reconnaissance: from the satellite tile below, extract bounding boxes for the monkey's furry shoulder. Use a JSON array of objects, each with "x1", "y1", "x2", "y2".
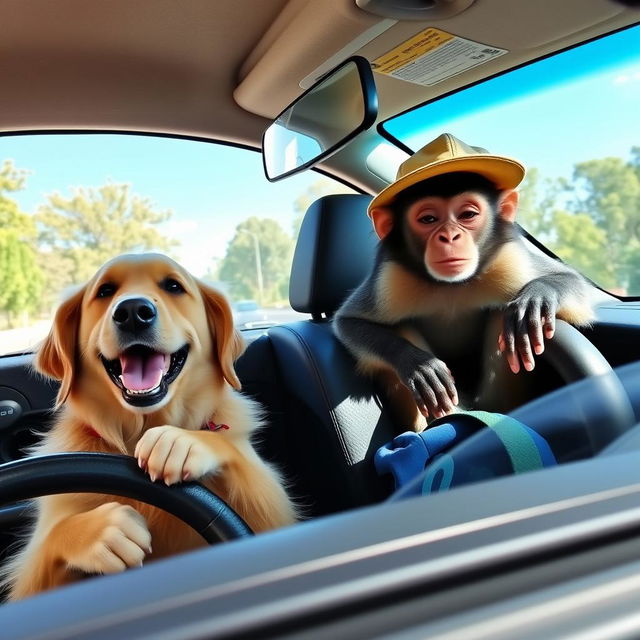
[{"x1": 336, "y1": 239, "x2": 594, "y2": 328}]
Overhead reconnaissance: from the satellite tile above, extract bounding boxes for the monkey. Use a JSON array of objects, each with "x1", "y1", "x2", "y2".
[{"x1": 333, "y1": 134, "x2": 594, "y2": 431}]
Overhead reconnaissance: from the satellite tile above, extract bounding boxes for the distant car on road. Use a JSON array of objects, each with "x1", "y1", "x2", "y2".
[
  {"x1": 232, "y1": 300, "x2": 268, "y2": 328},
  {"x1": 233, "y1": 300, "x2": 307, "y2": 329},
  {"x1": 234, "y1": 300, "x2": 259, "y2": 313}
]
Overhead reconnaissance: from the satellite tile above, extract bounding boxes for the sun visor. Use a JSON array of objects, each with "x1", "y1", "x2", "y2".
[{"x1": 234, "y1": 0, "x2": 385, "y2": 119}]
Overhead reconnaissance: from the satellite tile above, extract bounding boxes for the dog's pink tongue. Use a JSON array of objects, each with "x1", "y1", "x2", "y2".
[{"x1": 120, "y1": 352, "x2": 166, "y2": 391}]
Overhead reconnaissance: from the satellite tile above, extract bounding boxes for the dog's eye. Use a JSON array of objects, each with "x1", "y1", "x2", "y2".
[
  {"x1": 161, "y1": 278, "x2": 185, "y2": 294},
  {"x1": 96, "y1": 283, "x2": 116, "y2": 298}
]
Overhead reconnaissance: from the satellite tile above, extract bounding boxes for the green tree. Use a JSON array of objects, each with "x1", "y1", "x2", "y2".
[
  {"x1": 219, "y1": 217, "x2": 294, "y2": 304},
  {"x1": 568, "y1": 155, "x2": 640, "y2": 292},
  {"x1": 36, "y1": 182, "x2": 178, "y2": 287},
  {"x1": 0, "y1": 160, "x2": 43, "y2": 326},
  {"x1": 516, "y1": 168, "x2": 564, "y2": 242},
  {"x1": 292, "y1": 178, "x2": 355, "y2": 237},
  {"x1": 0, "y1": 160, "x2": 34, "y2": 232},
  {"x1": 514, "y1": 154, "x2": 640, "y2": 294},
  {"x1": 551, "y1": 210, "x2": 615, "y2": 288},
  {"x1": 0, "y1": 230, "x2": 44, "y2": 326}
]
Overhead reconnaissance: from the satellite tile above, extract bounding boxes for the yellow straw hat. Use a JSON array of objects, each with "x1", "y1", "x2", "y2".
[{"x1": 368, "y1": 133, "x2": 525, "y2": 216}]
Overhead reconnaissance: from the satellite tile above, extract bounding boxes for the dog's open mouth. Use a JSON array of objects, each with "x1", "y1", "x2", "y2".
[{"x1": 101, "y1": 344, "x2": 189, "y2": 407}]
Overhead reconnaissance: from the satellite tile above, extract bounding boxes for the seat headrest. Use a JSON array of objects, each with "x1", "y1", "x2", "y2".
[{"x1": 289, "y1": 193, "x2": 377, "y2": 318}]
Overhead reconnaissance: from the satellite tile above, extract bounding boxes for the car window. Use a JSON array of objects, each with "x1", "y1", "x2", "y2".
[
  {"x1": 0, "y1": 134, "x2": 356, "y2": 356},
  {"x1": 380, "y1": 24, "x2": 640, "y2": 297}
]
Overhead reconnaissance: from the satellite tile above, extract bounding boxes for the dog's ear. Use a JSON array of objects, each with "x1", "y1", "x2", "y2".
[
  {"x1": 35, "y1": 285, "x2": 86, "y2": 406},
  {"x1": 198, "y1": 281, "x2": 244, "y2": 390}
]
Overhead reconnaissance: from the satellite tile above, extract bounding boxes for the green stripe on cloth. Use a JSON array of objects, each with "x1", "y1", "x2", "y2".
[{"x1": 449, "y1": 410, "x2": 544, "y2": 473}]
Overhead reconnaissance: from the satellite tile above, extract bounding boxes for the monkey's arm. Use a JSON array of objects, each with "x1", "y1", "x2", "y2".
[
  {"x1": 334, "y1": 284, "x2": 458, "y2": 419},
  {"x1": 500, "y1": 247, "x2": 594, "y2": 374}
]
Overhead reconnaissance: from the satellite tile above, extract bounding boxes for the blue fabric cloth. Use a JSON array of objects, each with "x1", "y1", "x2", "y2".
[{"x1": 375, "y1": 411, "x2": 557, "y2": 499}]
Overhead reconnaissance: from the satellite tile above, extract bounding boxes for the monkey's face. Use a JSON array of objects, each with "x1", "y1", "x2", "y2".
[{"x1": 404, "y1": 191, "x2": 494, "y2": 283}]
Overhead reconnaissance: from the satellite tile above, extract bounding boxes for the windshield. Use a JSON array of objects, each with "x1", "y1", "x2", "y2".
[
  {"x1": 380, "y1": 24, "x2": 640, "y2": 297},
  {"x1": 0, "y1": 134, "x2": 355, "y2": 355}
]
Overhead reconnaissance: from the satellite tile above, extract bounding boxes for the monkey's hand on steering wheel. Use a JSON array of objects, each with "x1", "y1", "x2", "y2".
[
  {"x1": 394, "y1": 348, "x2": 459, "y2": 420},
  {"x1": 499, "y1": 280, "x2": 559, "y2": 374}
]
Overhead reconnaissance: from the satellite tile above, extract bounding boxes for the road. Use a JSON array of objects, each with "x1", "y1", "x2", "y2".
[
  {"x1": 0, "y1": 321, "x2": 50, "y2": 355},
  {"x1": 0, "y1": 309, "x2": 311, "y2": 355}
]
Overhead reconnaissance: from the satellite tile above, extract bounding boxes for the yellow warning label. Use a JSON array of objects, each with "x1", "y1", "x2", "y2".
[
  {"x1": 373, "y1": 28, "x2": 454, "y2": 75},
  {"x1": 372, "y1": 28, "x2": 507, "y2": 87}
]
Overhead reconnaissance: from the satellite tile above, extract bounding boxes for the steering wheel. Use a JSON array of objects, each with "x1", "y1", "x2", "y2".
[
  {"x1": 385, "y1": 321, "x2": 636, "y2": 500},
  {"x1": 514, "y1": 320, "x2": 635, "y2": 453},
  {"x1": 0, "y1": 452, "x2": 253, "y2": 542}
]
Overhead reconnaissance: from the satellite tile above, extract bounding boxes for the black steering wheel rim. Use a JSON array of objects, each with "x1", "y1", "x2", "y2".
[
  {"x1": 0, "y1": 452, "x2": 253, "y2": 542},
  {"x1": 543, "y1": 320, "x2": 613, "y2": 382},
  {"x1": 522, "y1": 320, "x2": 635, "y2": 452}
]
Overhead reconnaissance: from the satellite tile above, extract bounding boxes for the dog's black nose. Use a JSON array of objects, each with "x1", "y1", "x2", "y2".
[{"x1": 112, "y1": 298, "x2": 157, "y2": 333}]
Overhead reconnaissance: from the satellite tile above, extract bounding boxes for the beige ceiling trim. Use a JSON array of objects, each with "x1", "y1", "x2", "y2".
[
  {"x1": 234, "y1": 0, "x2": 381, "y2": 118},
  {"x1": 299, "y1": 17, "x2": 396, "y2": 89}
]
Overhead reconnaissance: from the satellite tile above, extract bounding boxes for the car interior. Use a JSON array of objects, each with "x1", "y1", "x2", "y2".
[{"x1": 2, "y1": 0, "x2": 640, "y2": 636}]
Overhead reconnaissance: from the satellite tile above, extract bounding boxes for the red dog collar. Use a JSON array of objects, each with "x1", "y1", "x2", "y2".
[
  {"x1": 202, "y1": 421, "x2": 230, "y2": 432},
  {"x1": 83, "y1": 424, "x2": 102, "y2": 439}
]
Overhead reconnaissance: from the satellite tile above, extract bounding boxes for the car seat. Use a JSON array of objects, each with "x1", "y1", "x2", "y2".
[{"x1": 237, "y1": 194, "x2": 397, "y2": 517}]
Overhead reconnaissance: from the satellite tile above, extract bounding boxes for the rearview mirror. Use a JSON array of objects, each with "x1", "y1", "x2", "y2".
[{"x1": 262, "y1": 56, "x2": 377, "y2": 181}]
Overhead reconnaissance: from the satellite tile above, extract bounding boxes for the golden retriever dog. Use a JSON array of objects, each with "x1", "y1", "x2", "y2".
[{"x1": 3, "y1": 253, "x2": 297, "y2": 601}]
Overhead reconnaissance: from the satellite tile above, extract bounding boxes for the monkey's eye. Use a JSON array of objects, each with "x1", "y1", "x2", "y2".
[
  {"x1": 417, "y1": 214, "x2": 437, "y2": 225},
  {"x1": 160, "y1": 278, "x2": 186, "y2": 294},
  {"x1": 459, "y1": 210, "x2": 479, "y2": 220},
  {"x1": 96, "y1": 283, "x2": 117, "y2": 299}
]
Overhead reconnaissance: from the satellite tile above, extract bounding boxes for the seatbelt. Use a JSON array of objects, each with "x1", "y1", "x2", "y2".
[
  {"x1": 446, "y1": 410, "x2": 551, "y2": 473},
  {"x1": 375, "y1": 410, "x2": 557, "y2": 496}
]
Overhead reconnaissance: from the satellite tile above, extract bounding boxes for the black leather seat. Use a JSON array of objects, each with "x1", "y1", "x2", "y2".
[{"x1": 237, "y1": 194, "x2": 396, "y2": 517}]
